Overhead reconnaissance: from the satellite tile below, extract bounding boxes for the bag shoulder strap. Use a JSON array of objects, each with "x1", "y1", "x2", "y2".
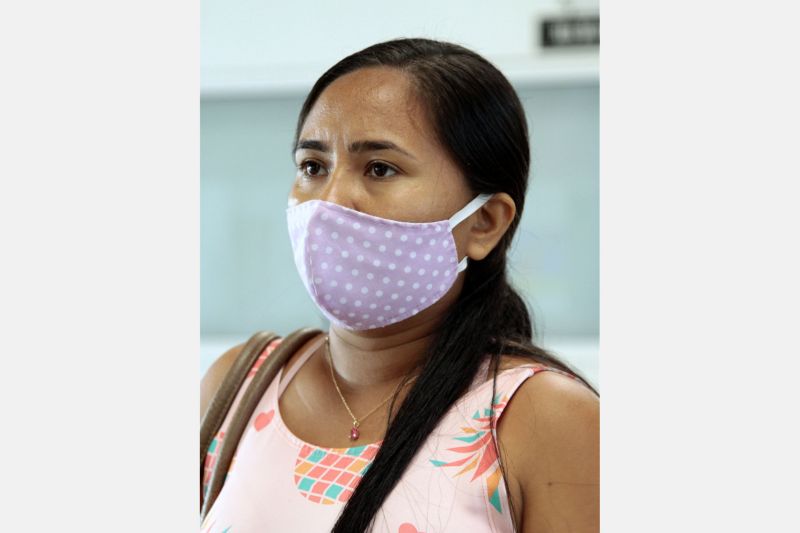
[
  {"x1": 200, "y1": 331, "x2": 279, "y2": 470},
  {"x1": 199, "y1": 327, "x2": 324, "y2": 520}
]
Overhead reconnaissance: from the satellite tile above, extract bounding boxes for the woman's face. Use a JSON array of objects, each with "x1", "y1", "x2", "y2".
[{"x1": 289, "y1": 67, "x2": 475, "y2": 229}]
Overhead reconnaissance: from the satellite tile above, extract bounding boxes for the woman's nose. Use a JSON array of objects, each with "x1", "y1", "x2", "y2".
[{"x1": 318, "y1": 167, "x2": 357, "y2": 209}]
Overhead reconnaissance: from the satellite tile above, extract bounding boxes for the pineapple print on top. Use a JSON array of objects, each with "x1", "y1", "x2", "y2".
[{"x1": 293, "y1": 442, "x2": 381, "y2": 504}]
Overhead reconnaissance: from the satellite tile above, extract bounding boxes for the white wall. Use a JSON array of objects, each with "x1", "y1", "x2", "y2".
[{"x1": 201, "y1": 0, "x2": 599, "y2": 96}]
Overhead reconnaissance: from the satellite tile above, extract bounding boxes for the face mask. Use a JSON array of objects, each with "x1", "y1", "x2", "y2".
[{"x1": 286, "y1": 193, "x2": 493, "y2": 331}]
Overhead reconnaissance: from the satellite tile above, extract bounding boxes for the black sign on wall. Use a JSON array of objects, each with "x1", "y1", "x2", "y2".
[{"x1": 541, "y1": 15, "x2": 600, "y2": 48}]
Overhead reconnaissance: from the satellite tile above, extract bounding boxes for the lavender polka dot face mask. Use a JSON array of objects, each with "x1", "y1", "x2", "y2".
[{"x1": 286, "y1": 193, "x2": 493, "y2": 331}]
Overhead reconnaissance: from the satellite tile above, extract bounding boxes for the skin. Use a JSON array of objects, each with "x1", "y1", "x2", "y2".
[{"x1": 201, "y1": 66, "x2": 599, "y2": 532}]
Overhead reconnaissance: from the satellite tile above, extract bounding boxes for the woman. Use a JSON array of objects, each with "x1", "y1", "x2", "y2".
[{"x1": 201, "y1": 38, "x2": 599, "y2": 533}]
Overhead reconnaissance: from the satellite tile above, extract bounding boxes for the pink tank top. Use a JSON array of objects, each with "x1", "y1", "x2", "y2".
[{"x1": 201, "y1": 334, "x2": 577, "y2": 533}]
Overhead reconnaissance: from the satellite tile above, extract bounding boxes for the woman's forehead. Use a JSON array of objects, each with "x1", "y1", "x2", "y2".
[{"x1": 301, "y1": 68, "x2": 433, "y2": 143}]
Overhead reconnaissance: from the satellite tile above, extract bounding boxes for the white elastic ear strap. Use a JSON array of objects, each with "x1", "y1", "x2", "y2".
[
  {"x1": 447, "y1": 193, "x2": 494, "y2": 231},
  {"x1": 450, "y1": 193, "x2": 493, "y2": 273}
]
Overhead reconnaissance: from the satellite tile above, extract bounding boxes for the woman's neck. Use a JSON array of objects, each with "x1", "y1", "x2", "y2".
[
  {"x1": 325, "y1": 274, "x2": 464, "y2": 394},
  {"x1": 326, "y1": 321, "x2": 440, "y2": 394}
]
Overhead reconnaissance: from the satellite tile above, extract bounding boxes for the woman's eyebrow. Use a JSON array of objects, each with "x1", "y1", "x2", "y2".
[{"x1": 293, "y1": 139, "x2": 417, "y2": 160}]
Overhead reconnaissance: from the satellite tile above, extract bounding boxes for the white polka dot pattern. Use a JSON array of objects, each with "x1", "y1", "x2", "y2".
[{"x1": 286, "y1": 199, "x2": 464, "y2": 331}]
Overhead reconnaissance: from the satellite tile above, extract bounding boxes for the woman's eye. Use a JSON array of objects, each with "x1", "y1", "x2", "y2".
[
  {"x1": 297, "y1": 160, "x2": 397, "y2": 179},
  {"x1": 299, "y1": 160, "x2": 326, "y2": 178},
  {"x1": 367, "y1": 162, "x2": 398, "y2": 179}
]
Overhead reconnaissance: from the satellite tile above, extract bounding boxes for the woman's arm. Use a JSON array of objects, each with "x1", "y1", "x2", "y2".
[
  {"x1": 200, "y1": 344, "x2": 244, "y2": 421},
  {"x1": 498, "y1": 370, "x2": 600, "y2": 532}
]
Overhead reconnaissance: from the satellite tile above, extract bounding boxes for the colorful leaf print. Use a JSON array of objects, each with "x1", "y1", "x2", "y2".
[
  {"x1": 429, "y1": 392, "x2": 509, "y2": 513},
  {"x1": 293, "y1": 443, "x2": 380, "y2": 504}
]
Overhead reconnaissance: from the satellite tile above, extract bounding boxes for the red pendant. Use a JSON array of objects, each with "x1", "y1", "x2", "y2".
[{"x1": 349, "y1": 426, "x2": 360, "y2": 441}]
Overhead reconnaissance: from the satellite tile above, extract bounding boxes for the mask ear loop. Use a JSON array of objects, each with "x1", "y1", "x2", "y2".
[{"x1": 447, "y1": 193, "x2": 494, "y2": 273}]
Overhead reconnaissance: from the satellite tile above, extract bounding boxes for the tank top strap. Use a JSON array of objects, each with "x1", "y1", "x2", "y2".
[
  {"x1": 455, "y1": 362, "x2": 585, "y2": 431},
  {"x1": 496, "y1": 362, "x2": 582, "y2": 389},
  {"x1": 503, "y1": 362, "x2": 580, "y2": 382},
  {"x1": 276, "y1": 332, "x2": 326, "y2": 397}
]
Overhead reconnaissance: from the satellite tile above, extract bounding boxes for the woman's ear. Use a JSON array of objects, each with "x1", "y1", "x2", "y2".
[{"x1": 464, "y1": 192, "x2": 516, "y2": 261}]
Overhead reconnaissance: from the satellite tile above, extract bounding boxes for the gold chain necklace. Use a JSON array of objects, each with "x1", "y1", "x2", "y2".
[{"x1": 324, "y1": 334, "x2": 418, "y2": 441}]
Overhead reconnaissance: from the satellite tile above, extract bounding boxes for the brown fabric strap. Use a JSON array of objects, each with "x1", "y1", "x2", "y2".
[
  {"x1": 200, "y1": 327, "x2": 324, "y2": 521},
  {"x1": 200, "y1": 331, "x2": 279, "y2": 474}
]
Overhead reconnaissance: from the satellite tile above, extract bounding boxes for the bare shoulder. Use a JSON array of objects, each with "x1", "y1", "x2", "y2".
[
  {"x1": 497, "y1": 361, "x2": 598, "y2": 447},
  {"x1": 500, "y1": 368, "x2": 598, "y2": 438},
  {"x1": 496, "y1": 361, "x2": 599, "y2": 532},
  {"x1": 200, "y1": 343, "x2": 245, "y2": 420}
]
